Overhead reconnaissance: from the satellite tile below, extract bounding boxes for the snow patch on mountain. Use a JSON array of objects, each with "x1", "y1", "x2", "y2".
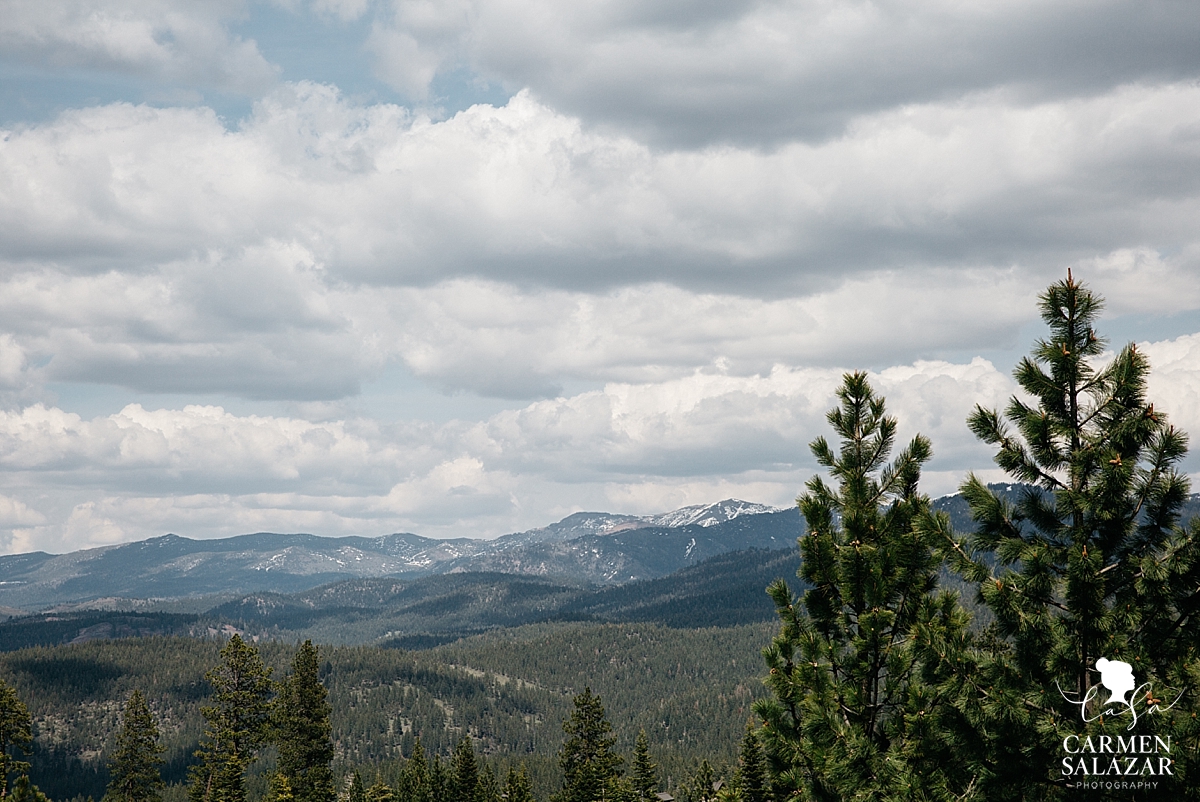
[{"x1": 642, "y1": 499, "x2": 781, "y2": 529}]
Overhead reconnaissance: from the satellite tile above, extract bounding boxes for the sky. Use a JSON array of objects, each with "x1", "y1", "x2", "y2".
[{"x1": 2, "y1": 0, "x2": 1200, "y2": 555}]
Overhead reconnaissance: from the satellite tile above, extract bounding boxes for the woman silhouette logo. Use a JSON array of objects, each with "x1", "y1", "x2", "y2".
[
  {"x1": 1095, "y1": 657, "x2": 1135, "y2": 707},
  {"x1": 1059, "y1": 656, "x2": 1181, "y2": 729}
]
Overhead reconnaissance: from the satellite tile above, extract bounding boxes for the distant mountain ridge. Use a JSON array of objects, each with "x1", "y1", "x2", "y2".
[
  {"x1": 5, "y1": 487, "x2": 1197, "y2": 612},
  {"x1": 0, "y1": 499, "x2": 794, "y2": 609}
]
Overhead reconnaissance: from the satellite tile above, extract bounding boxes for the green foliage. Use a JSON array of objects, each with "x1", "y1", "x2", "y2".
[
  {"x1": 504, "y1": 766, "x2": 535, "y2": 802},
  {"x1": 451, "y1": 736, "x2": 483, "y2": 802},
  {"x1": 428, "y1": 755, "x2": 449, "y2": 802},
  {"x1": 274, "y1": 641, "x2": 335, "y2": 802},
  {"x1": 630, "y1": 730, "x2": 656, "y2": 801},
  {"x1": 8, "y1": 774, "x2": 51, "y2": 802},
  {"x1": 263, "y1": 773, "x2": 294, "y2": 802},
  {"x1": 1, "y1": 675, "x2": 33, "y2": 796},
  {"x1": 187, "y1": 635, "x2": 274, "y2": 802},
  {"x1": 479, "y1": 763, "x2": 501, "y2": 802},
  {"x1": 0, "y1": 622, "x2": 771, "y2": 801},
  {"x1": 675, "y1": 759, "x2": 721, "y2": 802},
  {"x1": 0, "y1": 613, "x2": 205, "y2": 654},
  {"x1": 732, "y1": 722, "x2": 764, "y2": 802},
  {"x1": 347, "y1": 771, "x2": 366, "y2": 802},
  {"x1": 105, "y1": 689, "x2": 165, "y2": 802},
  {"x1": 397, "y1": 739, "x2": 430, "y2": 802},
  {"x1": 555, "y1": 688, "x2": 622, "y2": 802},
  {"x1": 755, "y1": 372, "x2": 973, "y2": 801},
  {"x1": 364, "y1": 774, "x2": 394, "y2": 802},
  {"x1": 930, "y1": 273, "x2": 1200, "y2": 800}
]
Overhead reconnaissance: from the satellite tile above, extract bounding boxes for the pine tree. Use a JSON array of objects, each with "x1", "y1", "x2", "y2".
[
  {"x1": 429, "y1": 755, "x2": 450, "y2": 802},
  {"x1": 8, "y1": 775, "x2": 50, "y2": 802},
  {"x1": 754, "y1": 372, "x2": 973, "y2": 801},
  {"x1": 400, "y1": 739, "x2": 431, "y2": 802},
  {"x1": 0, "y1": 678, "x2": 32, "y2": 798},
  {"x1": 678, "y1": 760, "x2": 717, "y2": 802},
  {"x1": 364, "y1": 775, "x2": 394, "y2": 802},
  {"x1": 451, "y1": 736, "x2": 482, "y2": 802},
  {"x1": 479, "y1": 763, "x2": 501, "y2": 802},
  {"x1": 187, "y1": 634, "x2": 275, "y2": 802},
  {"x1": 503, "y1": 766, "x2": 535, "y2": 802},
  {"x1": 604, "y1": 776, "x2": 637, "y2": 802},
  {"x1": 347, "y1": 771, "x2": 366, "y2": 802},
  {"x1": 105, "y1": 689, "x2": 165, "y2": 802},
  {"x1": 631, "y1": 730, "x2": 656, "y2": 801},
  {"x1": 931, "y1": 272, "x2": 1200, "y2": 800},
  {"x1": 263, "y1": 773, "x2": 295, "y2": 802},
  {"x1": 733, "y1": 721, "x2": 765, "y2": 802},
  {"x1": 275, "y1": 640, "x2": 335, "y2": 802},
  {"x1": 555, "y1": 687, "x2": 622, "y2": 802}
]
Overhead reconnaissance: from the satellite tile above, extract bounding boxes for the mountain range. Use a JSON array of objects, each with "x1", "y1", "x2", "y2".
[
  {"x1": 4, "y1": 488, "x2": 1198, "y2": 616},
  {"x1": 0, "y1": 499, "x2": 791, "y2": 609}
]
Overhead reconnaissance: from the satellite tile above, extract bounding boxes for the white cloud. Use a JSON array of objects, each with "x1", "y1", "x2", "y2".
[
  {"x1": 367, "y1": 0, "x2": 473, "y2": 99},
  {"x1": 4, "y1": 334, "x2": 1199, "y2": 554},
  {"x1": 3, "y1": 83, "x2": 1200, "y2": 401},
  {"x1": 0, "y1": 495, "x2": 45, "y2": 527},
  {"x1": 8, "y1": 82, "x2": 1200, "y2": 287},
  {"x1": 1143, "y1": 333, "x2": 1200, "y2": 448},
  {"x1": 0, "y1": 0, "x2": 277, "y2": 95}
]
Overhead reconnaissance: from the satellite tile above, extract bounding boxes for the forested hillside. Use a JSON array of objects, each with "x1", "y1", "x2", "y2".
[
  {"x1": 0, "y1": 623, "x2": 771, "y2": 801},
  {"x1": 0, "y1": 548, "x2": 796, "y2": 651}
]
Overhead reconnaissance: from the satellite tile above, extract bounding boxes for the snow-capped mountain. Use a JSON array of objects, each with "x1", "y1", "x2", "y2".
[{"x1": 0, "y1": 500, "x2": 798, "y2": 609}]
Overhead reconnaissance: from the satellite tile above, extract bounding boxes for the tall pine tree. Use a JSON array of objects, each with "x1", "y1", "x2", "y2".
[
  {"x1": 503, "y1": 766, "x2": 535, "y2": 802},
  {"x1": 930, "y1": 272, "x2": 1200, "y2": 800},
  {"x1": 399, "y1": 739, "x2": 431, "y2": 802},
  {"x1": 429, "y1": 754, "x2": 450, "y2": 802},
  {"x1": 556, "y1": 687, "x2": 622, "y2": 802},
  {"x1": 754, "y1": 372, "x2": 973, "y2": 801},
  {"x1": 678, "y1": 760, "x2": 718, "y2": 802},
  {"x1": 274, "y1": 640, "x2": 335, "y2": 802},
  {"x1": 188, "y1": 634, "x2": 274, "y2": 802},
  {"x1": 631, "y1": 730, "x2": 656, "y2": 801},
  {"x1": 0, "y1": 678, "x2": 32, "y2": 798},
  {"x1": 105, "y1": 689, "x2": 165, "y2": 802},
  {"x1": 733, "y1": 721, "x2": 765, "y2": 802},
  {"x1": 451, "y1": 735, "x2": 482, "y2": 802},
  {"x1": 263, "y1": 774, "x2": 294, "y2": 802},
  {"x1": 347, "y1": 771, "x2": 367, "y2": 802},
  {"x1": 365, "y1": 774, "x2": 394, "y2": 802}
]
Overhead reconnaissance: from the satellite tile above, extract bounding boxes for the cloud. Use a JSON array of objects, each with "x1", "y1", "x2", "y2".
[
  {"x1": 0, "y1": 403, "x2": 418, "y2": 494},
  {"x1": 7, "y1": 83, "x2": 1200, "y2": 291},
  {"x1": 0, "y1": 356, "x2": 1011, "y2": 550},
  {"x1": 5, "y1": 332, "x2": 1200, "y2": 554},
  {"x1": 0, "y1": 0, "x2": 277, "y2": 95},
  {"x1": 366, "y1": 0, "x2": 1200, "y2": 145},
  {"x1": 1143, "y1": 333, "x2": 1200, "y2": 448},
  {"x1": 0, "y1": 495, "x2": 45, "y2": 527},
  {"x1": 1, "y1": 81, "x2": 1200, "y2": 400}
]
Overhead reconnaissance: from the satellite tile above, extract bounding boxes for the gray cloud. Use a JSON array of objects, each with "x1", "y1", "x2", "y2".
[
  {"x1": 1, "y1": 81, "x2": 1199, "y2": 403},
  {"x1": 370, "y1": 0, "x2": 1200, "y2": 146},
  {"x1": 5, "y1": 84, "x2": 1200, "y2": 295}
]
